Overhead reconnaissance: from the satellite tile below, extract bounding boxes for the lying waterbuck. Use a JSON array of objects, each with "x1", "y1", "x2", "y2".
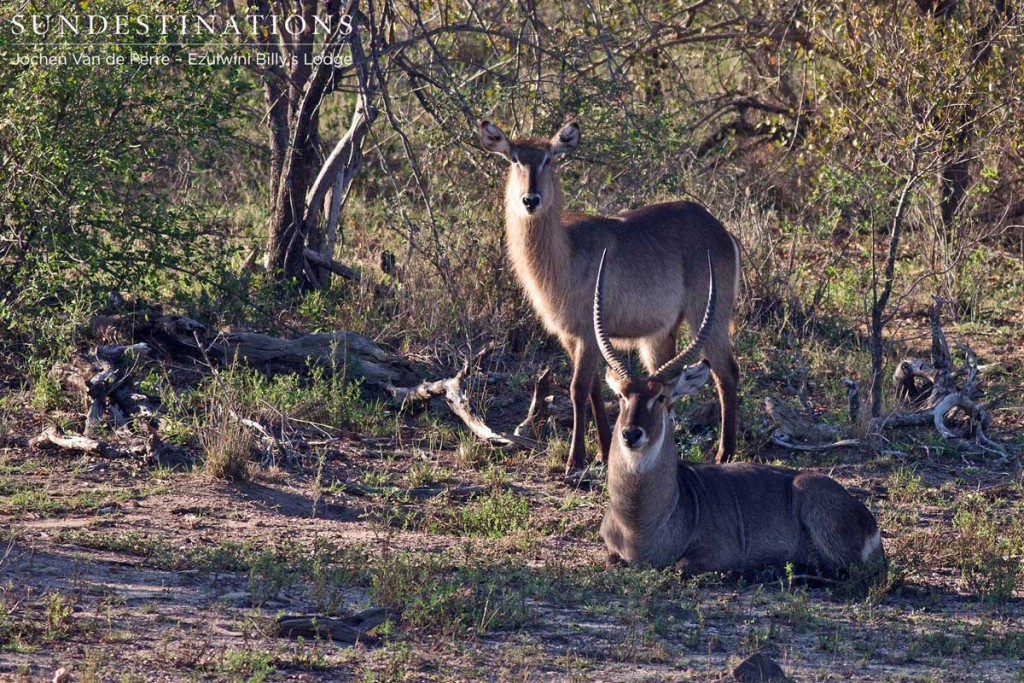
[
  {"x1": 479, "y1": 120, "x2": 740, "y2": 477},
  {"x1": 593, "y1": 251, "x2": 886, "y2": 583}
]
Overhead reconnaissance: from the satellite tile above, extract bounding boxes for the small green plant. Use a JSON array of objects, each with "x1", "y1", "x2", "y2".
[
  {"x1": 950, "y1": 496, "x2": 1024, "y2": 605},
  {"x1": 31, "y1": 367, "x2": 64, "y2": 413},
  {"x1": 219, "y1": 648, "x2": 274, "y2": 683},
  {"x1": 406, "y1": 459, "x2": 452, "y2": 488},
  {"x1": 370, "y1": 551, "x2": 530, "y2": 637},
  {"x1": 247, "y1": 550, "x2": 295, "y2": 606},
  {"x1": 482, "y1": 464, "x2": 510, "y2": 490},
  {"x1": 887, "y1": 466, "x2": 926, "y2": 507},
  {"x1": 457, "y1": 491, "x2": 531, "y2": 538},
  {"x1": 545, "y1": 437, "x2": 570, "y2": 475},
  {"x1": 44, "y1": 591, "x2": 75, "y2": 639}
]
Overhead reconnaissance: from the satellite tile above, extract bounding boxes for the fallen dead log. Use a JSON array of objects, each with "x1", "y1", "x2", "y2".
[
  {"x1": 764, "y1": 396, "x2": 840, "y2": 445},
  {"x1": 769, "y1": 433, "x2": 862, "y2": 451},
  {"x1": 446, "y1": 382, "x2": 544, "y2": 450},
  {"x1": 211, "y1": 331, "x2": 412, "y2": 385},
  {"x1": 30, "y1": 426, "x2": 115, "y2": 457},
  {"x1": 391, "y1": 374, "x2": 543, "y2": 451},
  {"x1": 275, "y1": 607, "x2": 397, "y2": 644},
  {"x1": 764, "y1": 395, "x2": 862, "y2": 451},
  {"x1": 388, "y1": 344, "x2": 543, "y2": 452},
  {"x1": 87, "y1": 300, "x2": 415, "y2": 387},
  {"x1": 49, "y1": 343, "x2": 155, "y2": 436}
]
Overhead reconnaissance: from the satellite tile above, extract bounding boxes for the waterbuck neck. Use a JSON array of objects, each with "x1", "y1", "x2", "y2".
[
  {"x1": 607, "y1": 415, "x2": 684, "y2": 539},
  {"x1": 503, "y1": 172, "x2": 571, "y2": 307}
]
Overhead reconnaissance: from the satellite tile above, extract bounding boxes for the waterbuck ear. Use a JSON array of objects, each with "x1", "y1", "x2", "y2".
[
  {"x1": 668, "y1": 360, "x2": 711, "y2": 402},
  {"x1": 549, "y1": 122, "x2": 580, "y2": 156},
  {"x1": 605, "y1": 370, "x2": 627, "y2": 398},
  {"x1": 479, "y1": 120, "x2": 512, "y2": 158}
]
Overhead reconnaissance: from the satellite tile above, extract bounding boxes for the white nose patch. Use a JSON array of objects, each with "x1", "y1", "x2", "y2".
[{"x1": 617, "y1": 414, "x2": 667, "y2": 475}]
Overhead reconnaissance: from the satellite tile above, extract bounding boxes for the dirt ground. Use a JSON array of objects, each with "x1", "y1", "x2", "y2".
[
  {"x1": 2, "y1": 338, "x2": 1024, "y2": 682},
  {"x1": 2, "y1": 421, "x2": 1024, "y2": 683}
]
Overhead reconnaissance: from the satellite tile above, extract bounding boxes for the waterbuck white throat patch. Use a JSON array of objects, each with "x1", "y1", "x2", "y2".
[{"x1": 619, "y1": 413, "x2": 667, "y2": 475}]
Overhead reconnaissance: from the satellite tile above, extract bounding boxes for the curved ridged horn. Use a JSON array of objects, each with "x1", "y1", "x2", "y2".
[
  {"x1": 593, "y1": 249, "x2": 630, "y2": 382},
  {"x1": 652, "y1": 252, "x2": 717, "y2": 382}
]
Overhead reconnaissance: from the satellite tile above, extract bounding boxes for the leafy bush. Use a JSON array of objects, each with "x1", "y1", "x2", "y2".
[{"x1": 0, "y1": 0, "x2": 250, "y2": 353}]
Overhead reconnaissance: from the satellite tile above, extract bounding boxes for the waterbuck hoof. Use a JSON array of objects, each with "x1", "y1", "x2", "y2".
[{"x1": 606, "y1": 552, "x2": 626, "y2": 569}]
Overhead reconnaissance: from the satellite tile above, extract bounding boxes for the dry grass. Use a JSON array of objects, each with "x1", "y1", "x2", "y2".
[{"x1": 199, "y1": 398, "x2": 257, "y2": 481}]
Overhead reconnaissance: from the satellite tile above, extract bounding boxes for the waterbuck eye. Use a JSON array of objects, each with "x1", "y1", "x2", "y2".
[{"x1": 656, "y1": 395, "x2": 666, "y2": 404}]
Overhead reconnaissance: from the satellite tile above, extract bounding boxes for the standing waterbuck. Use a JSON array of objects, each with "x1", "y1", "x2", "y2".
[
  {"x1": 593, "y1": 251, "x2": 886, "y2": 583},
  {"x1": 479, "y1": 120, "x2": 741, "y2": 477}
]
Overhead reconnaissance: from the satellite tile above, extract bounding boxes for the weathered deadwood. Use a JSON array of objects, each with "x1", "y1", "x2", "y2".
[
  {"x1": 110, "y1": 388, "x2": 156, "y2": 421},
  {"x1": 933, "y1": 392, "x2": 980, "y2": 439},
  {"x1": 387, "y1": 377, "x2": 448, "y2": 404},
  {"x1": 514, "y1": 367, "x2": 551, "y2": 439},
  {"x1": 764, "y1": 397, "x2": 839, "y2": 444},
  {"x1": 445, "y1": 381, "x2": 544, "y2": 450},
  {"x1": 303, "y1": 247, "x2": 362, "y2": 282},
  {"x1": 876, "y1": 299, "x2": 1011, "y2": 460},
  {"x1": 893, "y1": 359, "x2": 939, "y2": 405},
  {"x1": 871, "y1": 389, "x2": 1009, "y2": 461},
  {"x1": 30, "y1": 426, "x2": 114, "y2": 457},
  {"x1": 843, "y1": 378, "x2": 861, "y2": 424},
  {"x1": 769, "y1": 433, "x2": 862, "y2": 451},
  {"x1": 870, "y1": 409, "x2": 935, "y2": 430},
  {"x1": 96, "y1": 343, "x2": 151, "y2": 364},
  {"x1": 388, "y1": 344, "x2": 543, "y2": 451},
  {"x1": 390, "y1": 374, "x2": 542, "y2": 450},
  {"x1": 275, "y1": 607, "x2": 397, "y2": 644},
  {"x1": 49, "y1": 343, "x2": 153, "y2": 436},
  {"x1": 210, "y1": 331, "x2": 408, "y2": 383},
  {"x1": 89, "y1": 303, "x2": 411, "y2": 387}
]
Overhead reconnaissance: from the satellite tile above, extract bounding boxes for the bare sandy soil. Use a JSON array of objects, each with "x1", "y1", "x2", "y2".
[{"x1": 2, "y1": 420, "x2": 1023, "y2": 682}]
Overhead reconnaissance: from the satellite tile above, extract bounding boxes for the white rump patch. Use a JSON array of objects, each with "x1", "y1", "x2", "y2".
[{"x1": 861, "y1": 530, "x2": 881, "y2": 562}]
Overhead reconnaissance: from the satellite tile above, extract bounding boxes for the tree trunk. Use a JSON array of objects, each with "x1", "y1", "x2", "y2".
[
  {"x1": 252, "y1": 0, "x2": 376, "y2": 290},
  {"x1": 267, "y1": 136, "x2": 320, "y2": 284}
]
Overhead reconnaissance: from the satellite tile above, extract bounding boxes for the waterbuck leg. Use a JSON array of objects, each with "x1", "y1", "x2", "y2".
[
  {"x1": 590, "y1": 381, "x2": 611, "y2": 463},
  {"x1": 638, "y1": 334, "x2": 676, "y2": 375},
  {"x1": 711, "y1": 351, "x2": 740, "y2": 463},
  {"x1": 566, "y1": 344, "x2": 599, "y2": 475}
]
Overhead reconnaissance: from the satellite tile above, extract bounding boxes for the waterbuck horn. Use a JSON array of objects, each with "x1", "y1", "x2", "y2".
[
  {"x1": 593, "y1": 249, "x2": 630, "y2": 382},
  {"x1": 652, "y1": 253, "x2": 717, "y2": 382}
]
